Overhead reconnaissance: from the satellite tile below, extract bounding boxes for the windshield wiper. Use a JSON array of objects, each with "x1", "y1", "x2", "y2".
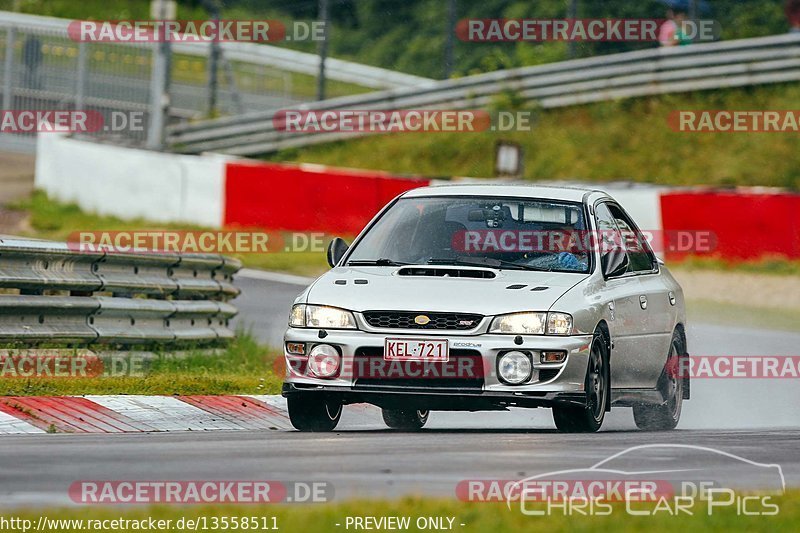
[
  {"x1": 427, "y1": 257, "x2": 552, "y2": 272},
  {"x1": 347, "y1": 258, "x2": 410, "y2": 266}
]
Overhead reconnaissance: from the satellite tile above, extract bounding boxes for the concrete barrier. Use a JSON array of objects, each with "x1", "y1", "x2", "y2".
[{"x1": 35, "y1": 133, "x2": 229, "y2": 227}]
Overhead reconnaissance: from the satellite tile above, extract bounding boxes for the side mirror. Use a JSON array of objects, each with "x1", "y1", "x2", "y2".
[
  {"x1": 601, "y1": 248, "x2": 629, "y2": 278},
  {"x1": 326, "y1": 237, "x2": 349, "y2": 268}
]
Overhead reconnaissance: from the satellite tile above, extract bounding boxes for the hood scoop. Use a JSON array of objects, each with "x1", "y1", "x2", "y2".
[{"x1": 397, "y1": 267, "x2": 496, "y2": 279}]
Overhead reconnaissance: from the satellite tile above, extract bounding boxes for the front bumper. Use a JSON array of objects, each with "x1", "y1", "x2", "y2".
[{"x1": 282, "y1": 327, "x2": 594, "y2": 410}]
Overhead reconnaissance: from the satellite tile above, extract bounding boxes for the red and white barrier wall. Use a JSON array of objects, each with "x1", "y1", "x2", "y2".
[
  {"x1": 661, "y1": 190, "x2": 800, "y2": 260},
  {"x1": 35, "y1": 133, "x2": 428, "y2": 234},
  {"x1": 35, "y1": 134, "x2": 800, "y2": 261},
  {"x1": 224, "y1": 160, "x2": 429, "y2": 234}
]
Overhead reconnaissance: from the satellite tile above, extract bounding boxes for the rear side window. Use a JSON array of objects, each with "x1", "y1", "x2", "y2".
[{"x1": 593, "y1": 203, "x2": 625, "y2": 272}]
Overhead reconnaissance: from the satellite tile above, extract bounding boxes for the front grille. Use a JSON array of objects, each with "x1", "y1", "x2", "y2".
[
  {"x1": 362, "y1": 311, "x2": 483, "y2": 330},
  {"x1": 353, "y1": 347, "x2": 484, "y2": 391}
]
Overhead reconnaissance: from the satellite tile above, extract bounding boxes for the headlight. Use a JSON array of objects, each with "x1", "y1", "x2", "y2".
[
  {"x1": 497, "y1": 351, "x2": 533, "y2": 385},
  {"x1": 308, "y1": 344, "x2": 341, "y2": 378},
  {"x1": 489, "y1": 312, "x2": 573, "y2": 335},
  {"x1": 289, "y1": 304, "x2": 357, "y2": 329},
  {"x1": 489, "y1": 312, "x2": 546, "y2": 334}
]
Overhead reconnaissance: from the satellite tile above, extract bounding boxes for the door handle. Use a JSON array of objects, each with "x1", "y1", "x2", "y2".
[{"x1": 639, "y1": 295, "x2": 648, "y2": 310}]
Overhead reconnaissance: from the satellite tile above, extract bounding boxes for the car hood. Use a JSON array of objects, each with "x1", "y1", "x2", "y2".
[{"x1": 304, "y1": 266, "x2": 587, "y2": 315}]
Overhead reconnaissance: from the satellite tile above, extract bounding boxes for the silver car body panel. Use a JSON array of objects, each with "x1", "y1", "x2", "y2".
[{"x1": 283, "y1": 184, "x2": 687, "y2": 410}]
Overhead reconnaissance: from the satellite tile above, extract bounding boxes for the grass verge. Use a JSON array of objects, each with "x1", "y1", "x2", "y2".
[
  {"x1": 0, "y1": 333, "x2": 283, "y2": 396},
  {"x1": 672, "y1": 256, "x2": 800, "y2": 277},
  {"x1": 8, "y1": 191, "x2": 331, "y2": 277},
  {"x1": 4, "y1": 492, "x2": 799, "y2": 532},
  {"x1": 686, "y1": 300, "x2": 800, "y2": 334}
]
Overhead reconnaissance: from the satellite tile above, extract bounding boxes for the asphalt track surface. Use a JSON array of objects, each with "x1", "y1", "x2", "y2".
[{"x1": 1, "y1": 273, "x2": 799, "y2": 507}]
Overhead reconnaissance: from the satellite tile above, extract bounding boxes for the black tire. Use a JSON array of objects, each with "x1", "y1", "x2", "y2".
[
  {"x1": 287, "y1": 395, "x2": 342, "y2": 432},
  {"x1": 552, "y1": 332, "x2": 609, "y2": 433},
  {"x1": 382, "y1": 409, "x2": 429, "y2": 430},
  {"x1": 633, "y1": 331, "x2": 684, "y2": 431}
]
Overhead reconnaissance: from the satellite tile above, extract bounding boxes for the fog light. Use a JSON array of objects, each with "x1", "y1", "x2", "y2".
[
  {"x1": 497, "y1": 351, "x2": 532, "y2": 385},
  {"x1": 286, "y1": 342, "x2": 306, "y2": 355},
  {"x1": 541, "y1": 350, "x2": 567, "y2": 363},
  {"x1": 308, "y1": 344, "x2": 340, "y2": 378}
]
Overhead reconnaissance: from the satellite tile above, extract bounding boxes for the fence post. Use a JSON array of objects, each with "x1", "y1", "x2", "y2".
[
  {"x1": 75, "y1": 41, "x2": 87, "y2": 110},
  {"x1": 147, "y1": 38, "x2": 171, "y2": 149},
  {"x1": 3, "y1": 26, "x2": 16, "y2": 110}
]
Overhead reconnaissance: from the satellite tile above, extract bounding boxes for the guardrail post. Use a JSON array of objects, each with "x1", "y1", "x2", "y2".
[{"x1": 3, "y1": 26, "x2": 16, "y2": 110}]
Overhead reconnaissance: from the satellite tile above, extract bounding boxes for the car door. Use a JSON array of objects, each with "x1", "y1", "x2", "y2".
[
  {"x1": 606, "y1": 202, "x2": 675, "y2": 388},
  {"x1": 592, "y1": 202, "x2": 645, "y2": 389}
]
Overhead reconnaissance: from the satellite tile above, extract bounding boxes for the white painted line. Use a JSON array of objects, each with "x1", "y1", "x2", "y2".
[
  {"x1": 0, "y1": 409, "x2": 45, "y2": 434},
  {"x1": 237, "y1": 268, "x2": 315, "y2": 286},
  {"x1": 84, "y1": 396, "x2": 246, "y2": 432}
]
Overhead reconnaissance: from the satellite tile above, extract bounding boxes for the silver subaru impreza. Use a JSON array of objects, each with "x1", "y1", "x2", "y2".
[{"x1": 282, "y1": 184, "x2": 688, "y2": 433}]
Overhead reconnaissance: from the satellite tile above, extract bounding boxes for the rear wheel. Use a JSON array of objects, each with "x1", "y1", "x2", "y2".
[
  {"x1": 287, "y1": 395, "x2": 342, "y2": 432},
  {"x1": 382, "y1": 409, "x2": 429, "y2": 430},
  {"x1": 552, "y1": 332, "x2": 608, "y2": 433},
  {"x1": 633, "y1": 332, "x2": 684, "y2": 431}
]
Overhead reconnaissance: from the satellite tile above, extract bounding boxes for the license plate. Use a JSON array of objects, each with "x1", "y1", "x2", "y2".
[{"x1": 384, "y1": 338, "x2": 449, "y2": 362}]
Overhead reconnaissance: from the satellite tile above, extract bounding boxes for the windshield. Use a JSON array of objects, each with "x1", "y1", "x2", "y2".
[{"x1": 346, "y1": 196, "x2": 590, "y2": 273}]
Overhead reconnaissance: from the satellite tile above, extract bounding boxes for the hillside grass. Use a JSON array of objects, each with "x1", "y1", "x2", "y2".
[{"x1": 270, "y1": 83, "x2": 800, "y2": 190}]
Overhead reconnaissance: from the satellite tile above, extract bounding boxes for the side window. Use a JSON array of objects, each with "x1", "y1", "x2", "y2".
[
  {"x1": 594, "y1": 203, "x2": 625, "y2": 272},
  {"x1": 607, "y1": 204, "x2": 656, "y2": 273}
]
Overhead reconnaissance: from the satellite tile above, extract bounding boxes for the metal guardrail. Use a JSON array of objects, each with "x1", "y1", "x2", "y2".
[
  {"x1": 167, "y1": 33, "x2": 800, "y2": 156},
  {"x1": 0, "y1": 236, "x2": 240, "y2": 346}
]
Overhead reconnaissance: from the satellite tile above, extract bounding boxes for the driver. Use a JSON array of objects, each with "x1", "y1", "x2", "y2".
[
  {"x1": 520, "y1": 226, "x2": 588, "y2": 271},
  {"x1": 553, "y1": 226, "x2": 588, "y2": 270}
]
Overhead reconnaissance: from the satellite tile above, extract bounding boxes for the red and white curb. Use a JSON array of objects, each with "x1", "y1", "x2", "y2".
[{"x1": 0, "y1": 395, "x2": 290, "y2": 434}]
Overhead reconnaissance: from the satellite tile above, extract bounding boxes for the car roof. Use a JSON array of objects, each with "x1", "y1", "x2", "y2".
[{"x1": 401, "y1": 183, "x2": 608, "y2": 203}]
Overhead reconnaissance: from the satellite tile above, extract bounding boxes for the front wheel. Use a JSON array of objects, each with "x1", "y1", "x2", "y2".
[
  {"x1": 633, "y1": 332, "x2": 685, "y2": 431},
  {"x1": 382, "y1": 409, "x2": 429, "y2": 430},
  {"x1": 552, "y1": 332, "x2": 609, "y2": 433},
  {"x1": 287, "y1": 395, "x2": 342, "y2": 432}
]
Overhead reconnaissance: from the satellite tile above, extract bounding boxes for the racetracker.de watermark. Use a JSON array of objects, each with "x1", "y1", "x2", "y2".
[
  {"x1": 669, "y1": 110, "x2": 800, "y2": 132},
  {"x1": 460, "y1": 444, "x2": 784, "y2": 518},
  {"x1": 0, "y1": 110, "x2": 145, "y2": 134},
  {"x1": 451, "y1": 229, "x2": 717, "y2": 255},
  {"x1": 456, "y1": 18, "x2": 719, "y2": 42},
  {"x1": 69, "y1": 480, "x2": 332, "y2": 504},
  {"x1": 68, "y1": 231, "x2": 327, "y2": 254},
  {"x1": 669, "y1": 356, "x2": 800, "y2": 379},
  {"x1": 0, "y1": 351, "x2": 144, "y2": 378},
  {"x1": 68, "y1": 20, "x2": 324, "y2": 43},
  {"x1": 272, "y1": 109, "x2": 537, "y2": 133}
]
